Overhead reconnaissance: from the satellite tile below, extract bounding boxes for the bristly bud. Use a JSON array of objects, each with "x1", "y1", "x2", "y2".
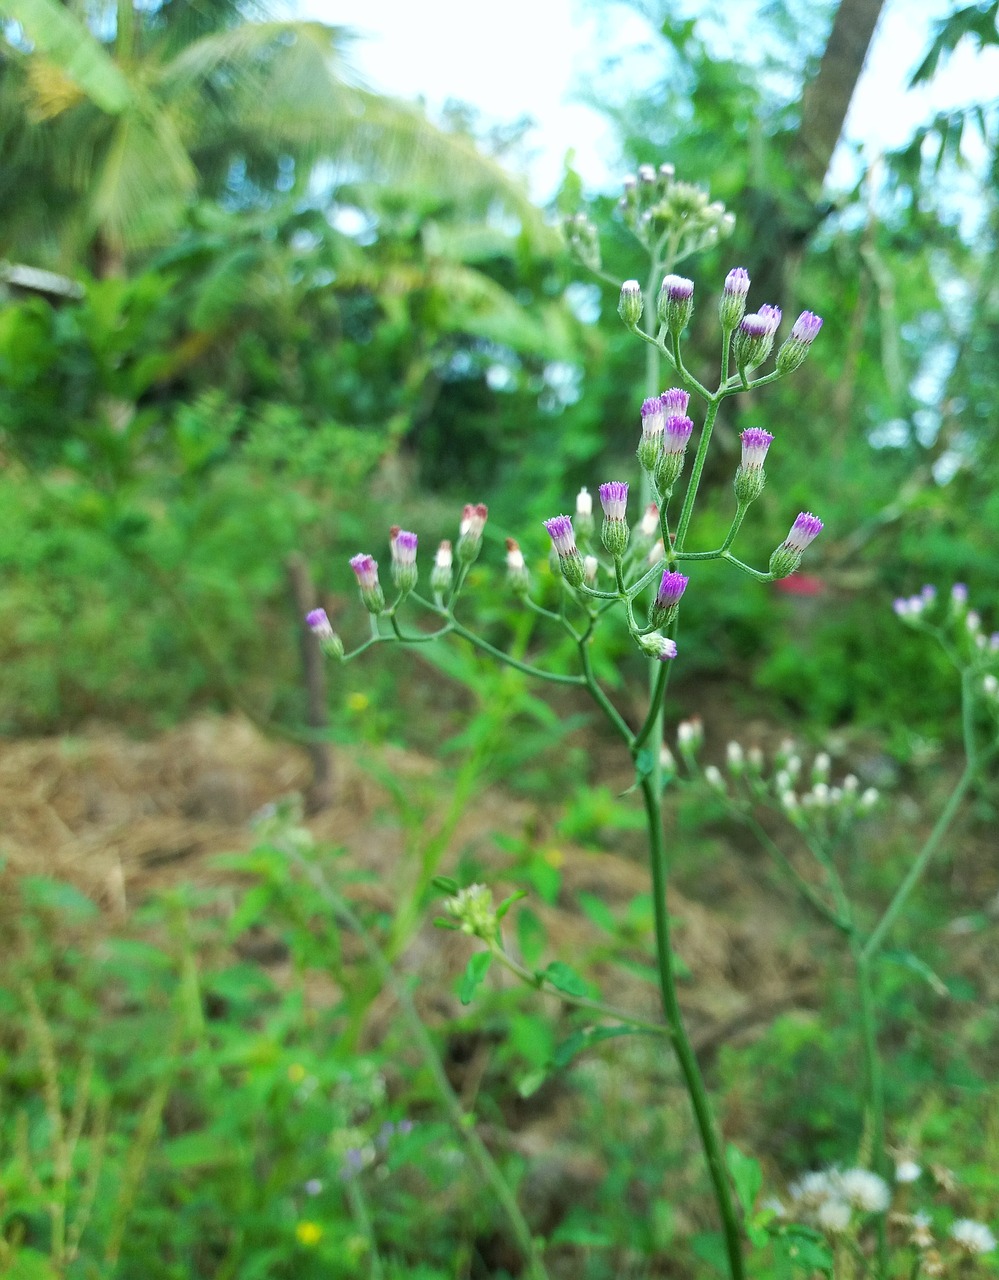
[
  {"x1": 305, "y1": 607, "x2": 344, "y2": 659},
  {"x1": 457, "y1": 503, "x2": 488, "y2": 563},
  {"x1": 726, "y1": 741, "x2": 745, "y2": 776},
  {"x1": 638, "y1": 631, "x2": 678, "y2": 662},
  {"x1": 430, "y1": 540, "x2": 453, "y2": 597},
  {"x1": 543, "y1": 514, "x2": 585, "y2": 587},
  {"x1": 657, "y1": 274, "x2": 695, "y2": 336},
  {"x1": 618, "y1": 279, "x2": 644, "y2": 327},
  {"x1": 505, "y1": 538, "x2": 530, "y2": 594},
  {"x1": 769, "y1": 511, "x2": 824, "y2": 580},
  {"x1": 349, "y1": 554, "x2": 385, "y2": 614},
  {"x1": 390, "y1": 529, "x2": 419, "y2": 593},
  {"x1": 719, "y1": 267, "x2": 750, "y2": 330},
  {"x1": 734, "y1": 427, "x2": 774, "y2": 504},
  {"x1": 776, "y1": 311, "x2": 823, "y2": 374},
  {"x1": 649, "y1": 569, "x2": 689, "y2": 628},
  {"x1": 575, "y1": 486, "x2": 595, "y2": 541},
  {"x1": 655, "y1": 413, "x2": 694, "y2": 494},
  {"x1": 677, "y1": 716, "x2": 703, "y2": 755},
  {"x1": 639, "y1": 503, "x2": 660, "y2": 540},
  {"x1": 562, "y1": 212, "x2": 601, "y2": 271},
  {"x1": 599, "y1": 481, "x2": 630, "y2": 557},
  {"x1": 704, "y1": 765, "x2": 726, "y2": 793},
  {"x1": 638, "y1": 396, "x2": 665, "y2": 474},
  {"x1": 732, "y1": 304, "x2": 781, "y2": 372}
]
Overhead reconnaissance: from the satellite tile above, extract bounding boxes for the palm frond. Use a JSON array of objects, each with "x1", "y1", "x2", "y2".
[{"x1": 3, "y1": 0, "x2": 133, "y2": 113}]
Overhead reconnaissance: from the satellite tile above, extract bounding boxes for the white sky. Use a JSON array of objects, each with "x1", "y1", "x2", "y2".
[{"x1": 290, "y1": 0, "x2": 999, "y2": 199}]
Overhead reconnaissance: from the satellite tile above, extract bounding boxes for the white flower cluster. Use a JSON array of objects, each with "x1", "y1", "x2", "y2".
[
  {"x1": 444, "y1": 884, "x2": 498, "y2": 941},
  {"x1": 783, "y1": 1167, "x2": 891, "y2": 1235},
  {"x1": 689, "y1": 730, "x2": 880, "y2": 828},
  {"x1": 951, "y1": 1218, "x2": 997, "y2": 1255}
]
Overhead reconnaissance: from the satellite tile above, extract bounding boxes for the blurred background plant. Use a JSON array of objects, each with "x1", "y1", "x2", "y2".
[{"x1": 2, "y1": 0, "x2": 999, "y2": 1275}]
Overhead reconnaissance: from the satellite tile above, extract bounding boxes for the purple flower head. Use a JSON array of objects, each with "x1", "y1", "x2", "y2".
[
  {"x1": 661, "y1": 274, "x2": 694, "y2": 301},
  {"x1": 599, "y1": 481, "x2": 629, "y2": 520},
  {"x1": 990, "y1": 632, "x2": 999, "y2": 651},
  {"x1": 349, "y1": 554, "x2": 379, "y2": 591},
  {"x1": 739, "y1": 313, "x2": 770, "y2": 340},
  {"x1": 740, "y1": 428, "x2": 774, "y2": 470},
  {"x1": 391, "y1": 530, "x2": 418, "y2": 565},
  {"x1": 892, "y1": 597, "x2": 910, "y2": 617},
  {"x1": 952, "y1": 582, "x2": 968, "y2": 605},
  {"x1": 305, "y1": 607, "x2": 334, "y2": 638},
  {"x1": 660, "y1": 387, "x2": 690, "y2": 416},
  {"x1": 304, "y1": 1178, "x2": 323, "y2": 1196},
  {"x1": 641, "y1": 396, "x2": 665, "y2": 437},
  {"x1": 784, "y1": 512, "x2": 824, "y2": 552},
  {"x1": 663, "y1": 414, "x2": 694, "y2": 454},
  {"x1": 544, "y1": 514, "x2": 577, "y2": 557},
  {"x1": 656, "y1": 570, "x2": 689, "y2": 608},
  {"x1": 758, "y1": 304, "x2": 782, "y2": 336},
  {"x1": 724, "y1": 267, "x2": 751, "y2": 297},
  {"x1": 921, "y1": 584, "x2": 937, "y2": 604},
  {"x1": 791, "y1": 311, "x2": 823, "y2": 344}
]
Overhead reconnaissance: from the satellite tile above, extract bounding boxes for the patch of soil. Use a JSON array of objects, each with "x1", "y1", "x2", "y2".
[{"x1": 0, "y1": 714, "x2": 817, "y2": 1054}]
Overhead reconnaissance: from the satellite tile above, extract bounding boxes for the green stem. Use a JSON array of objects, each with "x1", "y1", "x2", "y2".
[
  {"x1": 639, "y1": 778, "x2": 746, "y2": 1280},
  {"x1": 862, "y1": 762, "x2": 976, "y2": 961},
  {"x1": 633, "y1": 657, "x2": 673, "y2": 753},
  {"x1": 490, "y1": 948, "x2": 667, "y2": 1036},
  {"x1": 741, "y1": 812, "x2": 848, "y2": 932},
  {"x1": 446, "y1": 617, "x2": 586, "y2": 687},
  {"x1": 579, "y1": 638, "x2": 635, "y2": 746},
  {"x1": 674, "y1": 396, "x2": 722, "y2": 552},
  {"x1": 851, "y1": 938, "x2": 889, "y2": 1279},
  {"x1": 675, "y1": 506, "x2": 749, "y2": 561},
  {"x1": 344, "y1": 1177, "x2": 386, "y2": 1280},
  {"x1": 293, "y1": 856, "x2": 550, "y2": 1280}
]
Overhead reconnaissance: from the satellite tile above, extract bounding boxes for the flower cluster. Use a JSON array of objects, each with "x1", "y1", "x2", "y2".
[
  {"x1": 614, "y1": 164, "x2": 735, "y2": 255},
  {"x1": 894, "y1": 582, "x2": 999, "y2": 687},
  {"x1": 681, "y1": 728, "x2": 881, "y2": 832},
  {"x1": 779, "y1": 1167, "x2": 891, "y2": 1234},
  {"x1": 443, "y1": 883, "x2": 500, "y2": 942}
]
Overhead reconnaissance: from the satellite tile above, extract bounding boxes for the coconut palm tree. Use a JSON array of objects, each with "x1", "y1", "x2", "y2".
[{"x1": 0, "y1": 0, "x2": 553, "y2": 273}]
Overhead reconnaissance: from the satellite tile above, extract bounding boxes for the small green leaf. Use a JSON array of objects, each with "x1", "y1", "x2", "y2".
[
  {"x1": 576, "y1": 891, "x2": 616, "y2": 934},
  {"x1": 517, "y1": 907, "x2": 547, "y2": 969},
  {"x1": 431, "y1": 876, "x2": 459, "y2": 895},
  {"x1": 457, "y1": 951, "x2": 492, "y2": 1005},
  {"x1": 725, "y1": 1143, "x2": 762, "y2": 1217},
  {"x1": 20, "y1": 876, "x2": 98, "y2": 922},
  {"x1": 552, "y1": 1025, "x2": 642, "y2": 1069},
  {"x1": 517, "y1": 1068, "x2": 546, "y2": 1098},
  {"x1": 880, "y1": 949, "x2": 951, "y2": 997},
  {"x1": 542, "y1": 961, "x2": 589, "y2": 997},
  {"x1": 620, "y1": 747, "x2": 657, "y2": 795},
  {"x1": 495, "y1": 889, "x2": 527, "y2": 921}
]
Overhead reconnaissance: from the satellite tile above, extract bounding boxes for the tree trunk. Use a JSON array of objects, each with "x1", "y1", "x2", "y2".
[{"x1": 792, "y1": 0, "x2": 888, "y2": 192}]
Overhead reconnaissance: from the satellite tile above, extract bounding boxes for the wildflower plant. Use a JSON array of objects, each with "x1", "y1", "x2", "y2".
[{"x1": 306, "y1": 166, "x2": 998, "y2": 1280}]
